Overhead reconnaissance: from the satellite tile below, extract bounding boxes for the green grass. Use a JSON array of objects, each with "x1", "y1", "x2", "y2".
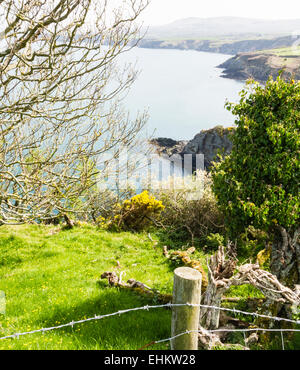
[
  {"x1": 0, "y1": 224, "x2": 176, "y2": 350},
  {"x1": 257, "y1": 46, "x2": 300, "y2": 56},
  {"x1": 1, "y1": 224, "x2": 298, "y2": 350}
]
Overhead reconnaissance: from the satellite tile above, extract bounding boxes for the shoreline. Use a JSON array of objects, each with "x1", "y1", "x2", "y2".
[{"x1": 137, "y1": 38, "x2": 300, "y2": 83}]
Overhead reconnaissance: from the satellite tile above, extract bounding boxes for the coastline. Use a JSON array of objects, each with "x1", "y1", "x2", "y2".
[{"x1": 138, "y1": 38, "x2": 300, "y2": 83}]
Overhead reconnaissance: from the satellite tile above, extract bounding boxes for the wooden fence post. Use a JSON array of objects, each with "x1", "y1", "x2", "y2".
[{"x1": 171, "y1": 267, "x2": 202, "y2": 350}]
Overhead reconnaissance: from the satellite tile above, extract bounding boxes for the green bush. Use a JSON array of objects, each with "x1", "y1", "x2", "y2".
[
  {"x1": 212, "y1": 76, "x2": 300, "y2": 284},
  {"x1": 206, "y1": 233, "x2": 225, "y2": 250},
  {"x1": 153, "y1": 172, "x2": 226, "y2": 248}
]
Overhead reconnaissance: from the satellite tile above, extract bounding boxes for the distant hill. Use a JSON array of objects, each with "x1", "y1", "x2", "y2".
[{"x1": 145, "y1": 17, "x2": 300, "y2": 40}]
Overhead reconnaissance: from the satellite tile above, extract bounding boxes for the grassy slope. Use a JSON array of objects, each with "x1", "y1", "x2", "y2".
[
  {"x1": 249, "y1": 47, "x2": 300, "y2": 78},
  {"x1": 0, "y1": 224, "x2": 181, "y2": 350},
  {"x1": 0, "y1": 224, "x2": 298, "y2": 350},
  {"x1": 257, "y1": 46, "x2": 300, "y2": 56}
]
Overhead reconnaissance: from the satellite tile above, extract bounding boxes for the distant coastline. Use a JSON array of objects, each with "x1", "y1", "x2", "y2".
[
  {"x1": 137, "y1": 35, "x2": 300, "y2": 83},
  {"x1": 138, "y1": 35, "x2": 297, "y2": 57}
]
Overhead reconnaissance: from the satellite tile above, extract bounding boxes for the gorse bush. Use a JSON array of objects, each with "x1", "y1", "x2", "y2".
[
  {"x1": 108, "y1": 191, "x2": 165, "y2": 232},
  {"x1": 89, "y1": 187, "x2": 137, "y2": 223},
  {"x1": 91, "y1": 172, "x2": 226, "y2": 248}
]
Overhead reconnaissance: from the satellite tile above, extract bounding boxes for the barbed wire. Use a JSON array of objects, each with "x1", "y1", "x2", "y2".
[
  {"x1": 198, "y1": 303, "x2": 300, "y2": 325},
  {"x1": 209, "y1": 328, "x2": 300, "y2": 333},
  {"x1": 0, "y1": 304, "x2": 167, "y2": 340},
  {"x1": 0, "y1": 302, "x2": 299, "y2": 342},
  {"x1": 154, "y1": 328, "x2": 300, "y2": 347}
]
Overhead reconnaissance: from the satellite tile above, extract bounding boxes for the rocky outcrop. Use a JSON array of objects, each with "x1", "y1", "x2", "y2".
[
  {"x1": 150, "y1": 138, "x2": 188, "y2": 157},
  {"x1": 181, "y1": 126, "x2": 233, "y2": 169},
  {"x1": 218, "y1": 52, "x2": 300, "y2": 82},
  {"x1": 150, "y1": 126, "x2": 235, "y2": 170}
]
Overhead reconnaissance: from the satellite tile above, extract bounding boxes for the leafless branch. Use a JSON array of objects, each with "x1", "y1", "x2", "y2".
[{"x1": 0, "y1": 0, "x2": 150, "y2": 224}]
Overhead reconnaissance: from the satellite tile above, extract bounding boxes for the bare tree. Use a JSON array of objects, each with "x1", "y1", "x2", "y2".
[
  {"x1": 0, "y1": 0, "x2": 149, "y2": 224},
  {"x1": 199, "y1": 246, "x2": 300, "y2": 331}
]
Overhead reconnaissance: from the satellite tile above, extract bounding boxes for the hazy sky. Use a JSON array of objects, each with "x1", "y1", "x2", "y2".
[{"x1": 141, "y1": 0, "x2": 300, "y2": 26}]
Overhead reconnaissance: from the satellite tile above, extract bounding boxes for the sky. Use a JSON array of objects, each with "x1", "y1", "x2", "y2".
[{"x1": 141, "y1": 0, "x2": 300, "y2": 26}]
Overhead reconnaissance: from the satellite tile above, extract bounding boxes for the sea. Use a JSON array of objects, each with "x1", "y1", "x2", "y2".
[{"x1": 118, "y1": 47, "x2": 244, "y2": 141}]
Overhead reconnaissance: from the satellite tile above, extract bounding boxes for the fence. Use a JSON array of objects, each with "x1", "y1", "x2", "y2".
[{"x1": 0, "y1": 267, "x2": 299, "y2": 350}]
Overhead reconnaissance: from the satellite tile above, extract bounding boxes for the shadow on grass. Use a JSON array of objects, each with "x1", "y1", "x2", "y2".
[{"x1": 36, "y1": 287, "x2": 172, "y2": 350}]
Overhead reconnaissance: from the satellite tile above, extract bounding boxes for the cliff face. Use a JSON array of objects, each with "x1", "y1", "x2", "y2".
[
  {"x1": 150, "y1": 126, "x2": 234, "y2": 170},
  {"x1": 149, "y1": 138, "x2": 188, "y2": 157},
  {"x1": 181, "y1": 126, "x2": 233, "y2": 169},
  {"x1": 218, "y1": 52, "x2": 300, "y2": 82}
]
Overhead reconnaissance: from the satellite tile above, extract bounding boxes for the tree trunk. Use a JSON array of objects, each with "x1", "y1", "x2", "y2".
[
  {"x1": 64, "y1": 214, "x2": 76, "y2": 229},
  {"x1": 199, "y1": 281, "x2": 225, "y2": 329},
  {"x1": 270, "y1": 226, "x2": 300, "y2": 287},
  {"x1": 199, "y1": 245, "x2": 237, "y2": 330}
]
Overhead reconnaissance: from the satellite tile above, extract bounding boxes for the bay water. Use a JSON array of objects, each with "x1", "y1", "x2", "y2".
[{"x1": 119, "y1": 47, "x2": 244, "y2": 140}]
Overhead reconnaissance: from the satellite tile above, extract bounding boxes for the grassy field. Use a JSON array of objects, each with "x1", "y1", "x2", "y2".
[
  {"x1": 258, "y1": 46, "x2": 300, "y2": 56},
  {"x1": 0, "y1": 224, "x2": 299, "y2": 350},
  {"x1": 0, "y1": 224, "x2": 192, "y2": 350}
]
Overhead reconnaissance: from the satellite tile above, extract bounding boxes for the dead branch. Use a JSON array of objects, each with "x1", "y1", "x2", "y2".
[
  {"x1": 200, "y1": 246, "x2": 300, "y2": 331},
  {"x1": 100, "y1": 271, "x2": 173, "y2": 304}
]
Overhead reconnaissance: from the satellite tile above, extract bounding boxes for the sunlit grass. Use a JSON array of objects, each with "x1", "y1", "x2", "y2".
[
  {"x1": 257, "y1": 46, "x2": 300, "y2": 56},
  {"x1": 0, "y1": 224, "x2": 174, "y2": 350},
  {"x1": 1, "y1": 224, "x2": 298, "y2": 350}
]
